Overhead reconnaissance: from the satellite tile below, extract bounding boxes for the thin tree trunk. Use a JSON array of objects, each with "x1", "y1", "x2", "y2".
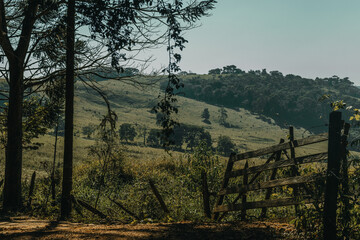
[
  {"x1": 3, "y1": 62, "x2": 24, "y2": 212},
  {"x1": 61, "y1": 0, "x2": 75, "y2": 220},
  {"x1": 51, "y1": 119, "x2": 59, "y2": 205}
]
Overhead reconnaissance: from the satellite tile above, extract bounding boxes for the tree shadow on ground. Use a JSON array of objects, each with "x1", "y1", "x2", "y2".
[{"x1": 0, "y1": 220, "x2": 295, "y2": 240}]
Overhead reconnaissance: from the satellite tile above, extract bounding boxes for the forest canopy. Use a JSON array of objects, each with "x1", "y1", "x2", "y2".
[{"x1": 176, "y1": 67, "x2": 360, "y2": 132}]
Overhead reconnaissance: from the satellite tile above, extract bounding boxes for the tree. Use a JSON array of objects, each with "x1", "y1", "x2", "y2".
[
  {"x1": 119, "y1": 123, "x2": 137, "y2": 143},
  {"x1": 201, "y1": 108, "x2": 211, "y2": 124},
  {"x1": 183, "y1": 125, "x2": 212, "y2": 150},
  {"x1": 82, "y1": 125, "x2": 96, "y2": 139},
  {"x1": 0, "y1": 0, "x2": 55, "y2": 211},
  {"x1": 217, "y1": 135, "x2": 235, "y2": 156},
  {"x1": 208, "y1": 68, "x2": 221, "y2": 74},
  {"x1": 222, "y1": 65, "x2": 243, "y2": 74},
  {"x1": 136, "y1": 124, "x2": 148, "y2": 146},
  {"x1": 0, "y1": 0, "x2": 216, "y2": 213},
  {"x1": 63, "y1": 0, "x2": 215, "y2": 217},
  {"x1": 218, "y1": 107, "x2": 228, "y2": 126},
  {"x1": 147, "y1": 129, "x2": 161, "y2": 147},
  {"x1": 61, "y1": 0, "x2": 75, "y2": 220},
  {"x1": 0, "y1": 0, "x2": 79, "y2": 212},
  {"x1": 44, "y1": 77, "x2": 66, "y2": 207}
]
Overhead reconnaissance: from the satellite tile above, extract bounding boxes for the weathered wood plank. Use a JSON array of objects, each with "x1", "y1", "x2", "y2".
[
  {"x1": 230, "y1": 152, "x2": 327, "y2": 178},
  {"x1": 235, "y1": 133, "x2": 328, "y2": 162},
  {"x1": 201, "y1": 171, "x2": 212, "y2": 219},
  {"x1": 248, "y1": 149, "x2": 279, "y2": 185},
  {"x1": 149, "y1": 180, "x2": 169, "y2": 214},
  {"x1": 27, "y1": 171, "x2": 36, "y2": 208},
  {"x1": 241, "y1": 160, "x2": 249, "y2": 220},
  {"x1": 108, "y1": 196, "x2": 140, "y2": 220},
  {"x1": 218, "y1": 174, "x2": 322, "y2": 196},
  {"x1": 76, "y1": 198, "x2": 107, "y2": 219},
  {"x1": 289, "y1": 126, "x2": 300, "y2": 215},
  {"x1": 261, "y1": 139, "x2": 284, "y2": 218},
  {"x1": 213, "y1": 196, "x2": 319, "y2": 213},
  {"x1": 212, "y1": 154, "x2": 235, "y2": 220}
]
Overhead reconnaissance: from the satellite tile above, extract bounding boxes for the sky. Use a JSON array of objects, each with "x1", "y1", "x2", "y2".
[{"x1": 148, "y1": 0, "x2": 360, "y2": 84}]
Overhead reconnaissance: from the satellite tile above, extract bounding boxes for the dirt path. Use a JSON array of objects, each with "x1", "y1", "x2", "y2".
[{"x1": 0, "y1": 216, "x2": 299, "y2": 239}]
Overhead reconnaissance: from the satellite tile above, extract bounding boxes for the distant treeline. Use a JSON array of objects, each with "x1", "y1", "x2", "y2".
[
  {"x1": 172, "y1": 66, "x2": 360, "y2": 132},
  {"x1": 83, "y1": 122, "x2": 236, "y2": 156}
]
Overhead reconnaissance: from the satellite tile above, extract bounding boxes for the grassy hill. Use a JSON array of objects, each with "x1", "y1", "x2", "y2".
[
  {"x1": 0, "y1": 74, "x2": 336, "y2": 183},
  {"x1": 15, "y1": 76, "x2": 327, "y2": 175},
  {"x1": 73, "y1": 78, "x2": 297, "y2": 149}
]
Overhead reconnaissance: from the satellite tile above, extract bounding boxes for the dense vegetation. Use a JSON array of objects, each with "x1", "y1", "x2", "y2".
[{"x1": 177, "y1": 66, "x2": 360, "y2": 132}]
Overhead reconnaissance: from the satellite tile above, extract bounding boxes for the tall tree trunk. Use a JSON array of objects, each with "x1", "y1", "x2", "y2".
[
  {"x1": 1, "y1": 0, "x2": 39, "y2": 212},
  {"x1": 61, "y1": 0, "x2": 75, "y2": 220},
  {"x1": 3, "y1": 61, "x2": 24, "y2": 212}
]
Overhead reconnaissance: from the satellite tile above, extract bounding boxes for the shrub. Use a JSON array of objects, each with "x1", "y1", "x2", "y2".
[
  {"x1": 217, "y1": 135, "x2": 235, "y2": 156},
  {"x1": 119, "y1": 123, "x2": 137, "y2": 143}
]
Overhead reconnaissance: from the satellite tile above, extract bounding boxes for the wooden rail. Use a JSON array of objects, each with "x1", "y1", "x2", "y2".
[
  {"x1": 218, "y1": 174, "x2": 322, "y2": 196},
  {"x1": 229, "y1": 152, "x2": 327, "y2": 178},
  {"x1": 234, "y1": 133, "x2": 328, "y2": 162},
  {"x1": 214, "y1": 196, "x2": 317, "y2": 213}
]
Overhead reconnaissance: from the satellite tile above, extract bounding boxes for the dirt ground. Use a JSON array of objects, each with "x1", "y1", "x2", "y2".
[{"x1": 0, "y1": 216, "x2": 301, "y2": 240}]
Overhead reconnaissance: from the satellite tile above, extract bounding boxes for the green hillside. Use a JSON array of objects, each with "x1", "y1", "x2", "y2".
[
  {"x1": 14, "y1": 74, "x2": 336, "y2": 178},
  {"x1": 176, "y1": 69, "x2": 360, "y2": 132},
  {"x1": 73, "y1": 78, "x2": 291, "y2": 150}
]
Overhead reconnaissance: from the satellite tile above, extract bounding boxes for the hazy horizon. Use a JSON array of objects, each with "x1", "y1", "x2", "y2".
[{"x1": 145, "y1": 0, "x2": 360, "y2": 85}]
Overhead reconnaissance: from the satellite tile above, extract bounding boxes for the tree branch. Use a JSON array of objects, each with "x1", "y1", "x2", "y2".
[
  {"x1": 15, "y1": 0, "x2": 39, "y2": 60},
  {"x1": 0, "y1": 0, "x2": 14, "y2": 60}
]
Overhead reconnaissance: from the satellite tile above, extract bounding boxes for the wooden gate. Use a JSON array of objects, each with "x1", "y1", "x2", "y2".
[{"x1": 211, "y1": 112, "x2": 349, "y2": 240}]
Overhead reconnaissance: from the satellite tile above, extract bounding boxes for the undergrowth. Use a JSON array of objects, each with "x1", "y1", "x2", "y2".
[{"x1": 3, "y1": 140, "x2": 360, "y2": 240}]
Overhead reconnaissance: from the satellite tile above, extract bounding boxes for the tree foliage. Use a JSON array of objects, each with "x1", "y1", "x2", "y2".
[
  {"x1": 217, "y1": 135, "x2": 235, "y2": 156},
  {"x1": 0, "y1": 96, "x2": 58, "y2": 149},
  {"x1": 181, "y1": 67, "x2": 360, "y2": 131},
  {"x1": 0, "y1": 0, "x2": 217, "y2": 212},
  {"x1": 119, "y1": 123, "x2": 137, "y2": 143},
  {"x1": 218, "y1": 107, "x2": 228, "y2": 126},
  {"x1": 201, "y1": 108, "x2": 211, "y2": 124},
  {"x1": 146, "y1": 124, "x2": 212, "y2": 151}
]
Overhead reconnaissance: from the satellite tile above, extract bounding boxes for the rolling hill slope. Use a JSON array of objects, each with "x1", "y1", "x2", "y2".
[
  {"x1": 2, "y1": 75, "x2": 329, "y2": 182},
  {"x1": 73, "y1": 78, "x2": 291, "y2": 149}
]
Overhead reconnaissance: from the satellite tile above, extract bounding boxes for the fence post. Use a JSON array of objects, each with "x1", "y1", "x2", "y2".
[
  {"x1": 27, "y1": 171, "x2": 36, "y2": 208},
  {"x1": 201, "y1": 170, "x2": 211, "y2": 219},
  {"x1": 289, "y1": 126, "x2": 300, "y2": 215},
  {"x1": 323, "y1": 111, "x2": 342, "y2": 240},
  {"x1": 241, "y1": 160, "x2": 249, "y2": 220},
  {"x1": 341, "y1": 122, "x2": 350, "y2": 240},
  {"x1": 149, "y1": 180, "x2": 170, "y2": 214}
]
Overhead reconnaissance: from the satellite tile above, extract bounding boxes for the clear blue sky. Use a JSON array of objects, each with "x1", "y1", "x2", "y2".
[{"x1": 150, "y1": 0, "x2": 360, "y2": 84}]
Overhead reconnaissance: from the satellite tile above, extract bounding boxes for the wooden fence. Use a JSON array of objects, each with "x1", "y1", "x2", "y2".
[{"x1": 210, "y1": 111, "x2": 349, "y2": 240}]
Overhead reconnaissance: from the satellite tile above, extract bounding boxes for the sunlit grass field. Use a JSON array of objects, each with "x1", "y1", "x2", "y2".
[{"x1": 2, "y1": 77, "x2": 328, "y2": 182}]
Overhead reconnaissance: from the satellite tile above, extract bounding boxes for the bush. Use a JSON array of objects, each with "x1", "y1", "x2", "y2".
[
  {"x1": 201, "y1": 108, "x2": 211, "y2": 124},
  {"x1": 82, "y1": 124, "x2": 96, "y2": 139},
  {"x1": 119, "y1": 123, "x2": 137, "y2": 143},
  {"x1": 217, "y1": 135, "x2": 235, "y2": 156},
  {"x1": 147, "y1": 129, "x2": 161, "y2": 147}
]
